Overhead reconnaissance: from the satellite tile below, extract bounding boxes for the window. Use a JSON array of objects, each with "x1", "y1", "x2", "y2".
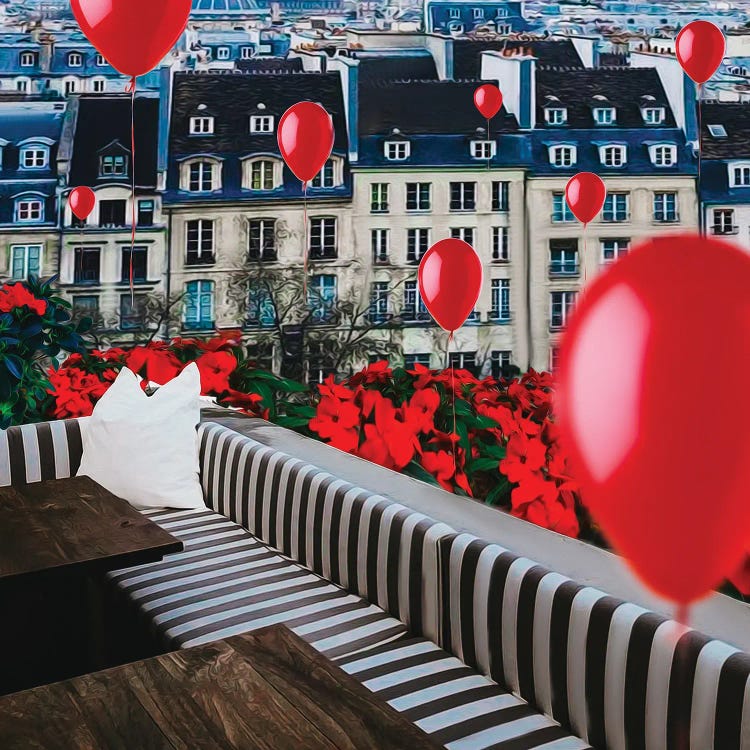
[
  {"x1": 99, "y1": 200, "x2": 126, "y2": 227},
  {"x1": 371, "y1": 183, "x2": 389, "y2": 213},
  {"x1": 450, "y1": 182, "x2": 476, "y2": 211},
  {"x1": 20, "y1": 146, "x2": 48, "y2": 169},
  {"x1": 189, "y1": 161, "x2": 215, "y2": 192},
  {"x1": 552, "y1": 192, "x2": 574, "y2": 222},
  {"x1": 549, "y1": 346, "x2": 561, "y2": 372},
  {"x1": 309, "y1": 274, "x2": 337, "y2": 323},
  {"x1": 603, "y1": 193, "x2": 629, "y2": 222},
  {"x1": 549, "y1": 240, "x2": 579, "y2": 275},
  {"x1": 601, "y1": 238, "x2": 630, "y2": 262},
  {"x1": 708, "y1": 124, "x2": 727, "y2": 137},
  {"x1": 250, "y1": 160, "x2": 275, "y2": 190},
  {"x1": 550, "y1": 291, "x2": 577, "y2": 329},
  {"x1": 121, "y1": 247, "x2": 148, "y2": 283},
  {"x1": 643, "y1": 107, "x2": 665, "y2": 125},
  {"x1": 100, "y1": 154, "x2": 127, "y2": 177},
  {"x1": 184, "y1": 280, "x2": 214, "y2": 330},
  {"x1": 10, "y1": 245, "x2": 41, "y2": 280},
  {"x1": 601, "y1": 144, "x2": 626, "y2": 167},
  {"x1": 490, "y1": 350, "x2": 514, "y2": 380},
  {"x1": 653, "y1": 192, "x2": 678, "y2": 222},
  {"x1": 492, "y1": 181, "x2": 509, "y2": 211},
  {"x1": 92, "y1": 78, "x2": 105, "y2": 93},
  {"x1": 64, "y1": 79, "x2": 77, "y2": 95},
  {"x1": 406, "y1": 183, "x2": 431, "y2": 211},
  {"x1": 549, "y1": 145, "x2": 576, "y2": 167},
  {"x1": 15, "y1": 198, "x2": 44, "y2": 223},
  {"x1": 492, "y1": 227, "x2": 509, "y2": 261},
  {"x1": 247, "y1": 284, "x2": 275, "y2": 328},
  {"x1": 449, "y1": 352, "x2": 477, "y2": 374},
  {"x1": 405, "y1": 353, "x2": 431, "y2": 369},
  {"x1": 712, "y1": 208, "x2": 736, "y2": 235},
  {"x1": 189, "y1": 116, "x2": 214, "y2": 135},
  {"x1": 186, "y1": 219, "x2": 215, "y2": 264},
  {"x1": 241, "y1": 47, "x2": 254, "y2": 59},
  {"x1": 731, "y1": 163, "x2": 750, "y2": 187},
  {"x1": 72, "y1": 295, "x2": 98, "y2": 319},
  {"x1": 95, "y1": 54, "x2": 107, "y2": 66},
  {"x1": 311, "y1": 159, "x2": 336, "y2": 188},
  {"x1": 371, "y1": 229, "x2": 389, "y2": 264},
  {"x1": 385, "y1": 141, "x2": 410, "y2": 161},
  {"x1": 449, "y1": 7, "x2": 460, "y2": 18},
  {"x1": 473, "y1": 7, "x2": 484, "y2": 18},
  {"x1": 68, "y1": 52, "x2": 82, "y2": 67},
  {"x1": 407, "y1": 228, "x2": 430, "y2": 263},
  {"x1": 16, "y1": 79, "x2": 28, "y2": 93},
  {"x1": 369, "y1": 281, "x2": 390, "y2": 323},
  {"x1": 249, "y1": 115, "x2": 274, "y2": 133},
  {"x1": 20, "y1": 51, "x2": 36, "y2": 67},
  {"x1": 73, "y1": 247, "x2": 100, "y2": 284},
  {"x1": 545, "y1": 108, "x2": 567, "y2": 125},
  {"x1": 470, "y1": 140, "x2": 496, "y2": 159},
  {"x1": 309, "y1": 218, "x2": 337, "y2": 259},
  {"x1": 137, "y1": 199, "x2": 154, "y2": 226},
  {"x1": 593, "y1": 107, "x2": 616, "y2": 125},
  {"x1": 249, "y1": 219, "x2": 277, "y2": 261},
  {"x1": 403, "y1": 280, "x2": 429, "y2": 321},
  {"x1": 216, "y1": 47, "x2": 230, "y2": 60},
  {"x1": 119, "y1": 294, "x2": 147, "y2": 330},
  {"x1": 451, "y1": 227, "x2": 475, "y2": 246},
  {"x1": 650, "y1": 144, "x2": 677, "y2": 167},
  {"x1": 490, "y1": 279, "x2": 511, "y2": 322},
  {"x1": 307, "y1": 345, "x2": 336, "y2": 384}
]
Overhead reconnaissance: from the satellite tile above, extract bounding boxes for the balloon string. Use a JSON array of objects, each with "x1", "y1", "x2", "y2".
[
  {"x1": 486, "y1": 117, "x2": 490, "y2": 171},
  {"x1": 446, "y1": 331, "x2": 457, "y2": 480},
  {"x1": 129, "y1": 76, "x2": 136, "y2": 304},
  {"x1": 582, "y1": 223, "x2": 588, "y2": 287},
  {"x1": 697, "y1": 83, "x2": 703, "y2": 237},
  {"x1": 302, "y1": 180, "x2": 308, "y2": 300},
  {"x1": 674, "y1": 604, "x2": 691, "y2": 750}
]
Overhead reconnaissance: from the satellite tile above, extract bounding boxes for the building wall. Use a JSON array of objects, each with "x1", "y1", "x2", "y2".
[
  {"x1": 703, "y1": 201, "x2": 750, "y2": 252},
  {"x1": 0, "y1": 230, "x2": 60, "y2": 281}
]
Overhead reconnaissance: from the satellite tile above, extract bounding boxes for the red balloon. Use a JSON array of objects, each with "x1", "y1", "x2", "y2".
[
  {"x1": 277, "y1": 102, "x2": 334, "y2": 184},
  {"x1": 474, "y1": 84, "x2": 503, "y2": 120},
  {"x1": 676, "y1": 21, "x2": 726, "y2": 84},
  {"x1": 565, "y1": 172, "x2": 606, "y2": 226},
  {"x1": 71, "y1": 0, "x2": 191, "y2": 78},
  {"x1": 418, "y1": 239, "x2": 483, "y2": 332},
  {"x1": 69, "y1": 187, "x2": 96, "y2": 220},
  {"x1": 556, "y1": 234, "x2": 750, "y2": 604}
]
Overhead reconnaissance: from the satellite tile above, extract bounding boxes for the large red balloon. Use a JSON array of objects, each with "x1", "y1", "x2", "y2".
[
  {"x1": 556, "y1": 234, "x2": 750, "y2": 604},
  {"x1": 277, "y1": 102, "x2": 334, "y2": 185},
  {"x1": 474, "y1": 84, "x2": 503, "y2": 120},
  {"x1": 418, "y1": 239, "x2": 483, "y2": 332},
  {"x1": 71, "y1": 0, "x2": 191, "y2": 78},
  {"x1": 676, "y1": 21, "x2": 726, "y2": 84},
  {"x1": 565, "y1": 172, "x2": 606, "y2": 225},
  {"x1": 69, "y1": 187, "x2": 96, "y2": 220}
]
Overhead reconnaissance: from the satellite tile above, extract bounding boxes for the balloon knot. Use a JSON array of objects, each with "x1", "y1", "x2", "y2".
[{"x1": 125, "y1": 76, "x2": 136, "y2": 93}]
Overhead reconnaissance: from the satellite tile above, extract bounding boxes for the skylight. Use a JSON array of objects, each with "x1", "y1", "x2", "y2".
[{"x1": 708, "y1": 124, "x2": 727, "y2": 138}]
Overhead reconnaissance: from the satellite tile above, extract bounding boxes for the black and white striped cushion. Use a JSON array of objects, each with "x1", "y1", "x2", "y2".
[
  {"x1": 439, "y1": 533, "x2": 750, "y2": 749},
  {"x1": 198, "y1": 422, "x2": 454, "y2": 641},
  {"x1": 336, "y1": 636, "x2": 593, "y2": 750},
  {"x1": 0, "y1": 418, "x2": 86, "y2": 486},
  {"x1": 107, "y1": 508, "x2": 409, "y2": 657}
]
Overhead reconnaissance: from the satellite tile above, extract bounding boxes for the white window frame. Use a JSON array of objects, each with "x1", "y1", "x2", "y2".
[
  {"x1": 643, "y1": 107, "x2": 665, "y2": 125},
  {"x1": 309, "y1": 217, "x2": 338, "y2": 257},
  {"x1": 653, "y1": 191, "x2": 678, "y2": 222},
  {"x1": 68, "y1": 52, "x2": 83, "y2": 67},
  {"x1": 92, "y1": 78, "x2": 105, "y2": 93},
  {"x1": 490, "y1": 278, "x2": 511, "y2": 321},
  {"x1": 63, "y1": 78, "x2": 77, "y2": 95},
  {"x1": 371, "y1": 183, "x2": 389, "y2": 213},
  {"x1": 730, "y1": 162, "x2": 750, "y2": 187},
  {"x1": 250, "y1": 115, "x2": 274, "y2": 133},
  {"x1": 545, "y1": 108, "x2": 567, "y2": 125},
  {"x1": 593, "y1": 107, "x2": 616, "y2": 125},
  {"x1": 186, "y1": 219, "x2": 215, "y2": 262},
  {"x1": 600, "y1": 144, "x2": 627, "y2": 168},
  {"x1": 10, "y1": 244, "x2": 42, "y2": 279},
  {"x1": 16, "y1": 78, "x2": 29, "y2": 93},
  {"x1": 20, "y1": 146, "x2": 48, "y2": 169},
  {"x1": 603, "y1": 193, "x2": 630, "y2": 222},
  {"x1": 241, "y1": 47, "x2": 254, "y2": 59},
  {"x1": 385, "y1": 141, "x2": 410, "y2": 161},
  {"x1": 549, "y1": 144, "x2": 576, "y2": 168},
  {"x1": 473, "y1": 7, "x2": 484, "y2": 18},
  {"x1": 20, "y1": 51, "x2": 35, "y2": 67},
  {"x1": 95, "y1": 54, "x2": 107, "y2": 66},
  {"x1": 450, "y1": 227, "x2": 475, "y2": 246},
  {"x1": 216, "y1": 47, "x2": 230, "y2": 60},
  {"x1": 407, "y1": 228, "x2": 430, "y2": 263},
  {"x1": 184, "y1": 280, "x2": 214, "y2": 328},
  {"x1": 189, "y1": 116, "x2": 214, "y2": 135},
  {"x1": 449, "y1": 7, "x2": 460, "y2": 18},
  {"x1": 311, "y1": 158, "x2": 341, "y2": 189},
  {"x1": 406, "y1": 182, "x2": 431, "y2": 212},
  {"x1": 712, "y1": 208, "x2": 735, "y2": 234},
  {"x1": 100, "y1": 153, "x2": 128, "y2": 177},
  {"x1": 371, "y1": 228, "x2": 389, "y2": 263},
  {"x1": 188, "y1": 160, "x2": 215, "y2": 192},
  {"x1": 550, "y1": 291, "x2": 577, "y2": 329},
  {"x1": 15, "y1": 197, "x2": 44, "y2": 223},
  {"x1": 250, "y1": 159, "x2": 276, "y2": 191},
  {"x1": 601, "y1": 238, "x2": 630, "y2": 263},
  {"x1": 708, "y1": 124, "x2": 727, "y2": 137},
  {"x1": 649, "y1": 143, "x2": 677, "y2": 167},
  {"x1": 369, "y1": 280, "x2": 390, "y2": 321},
  {"x1": 470, "y1": 140, "x2": 496, "y2": 159},
  {"x1": 492, "y1": 226, "x2": 509, "y2": 261}
]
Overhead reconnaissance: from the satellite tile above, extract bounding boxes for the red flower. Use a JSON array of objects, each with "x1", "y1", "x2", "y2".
[
  {"x1": 0, "y1": 283, "x2": 46, "y2": 316},
  {"x1": 511, "y1": 475, "x2": 579, "y2": 537},
  {"x1": 358, "y1": 423, "x2": 396, "y2": 470},
  {"x1": 477, "y1": 402, "x2": 519, "y2": 436},
  {"x1": 318, "y1": 374, "x2": 356, "y2": 401},
  {"x1": 310, "y1": 396, "x2": 360, "y2": 453},
  {"x1": 219, "y1": 389, "x2": 267, "y2": 418},
  {"x1": 421, "y1": 450, "x2": 456, "y2": 490},
  {"x1": 196, "y1": 350, "x2": 237, "y2": 395},
  {"x1": 125, "y1": 344, "x2": 183, "y2": 385},
  {"x1": 406, "y1": 388, "x2": 440, "y2": 433},
  {"x1": 348, "y1": 360, "x2": 392, "y2": 387},
  {"x1": 499, "y1": 433, "x2": 548, "y2": 484},
  {"x1": 729, "y1": 554, "x2": 750, "y2": 597},
  {"x1": 372, "y1": 397, "x2": 420, "y2": 469},
  {"x1": 47, "y1": 367, "x2": 110, "y2": 418}
]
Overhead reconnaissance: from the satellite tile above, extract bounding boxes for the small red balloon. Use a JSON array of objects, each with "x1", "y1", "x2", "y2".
[
  {"x1": 676, "y1": 20, "x2": 726, "y2": 84},
  {"x1": 69, "y1": 187, "x2": 96, "y2": 220},
  {"x1": 565, "y1": 172, "x2": 606, "y2": 226},
  {"x1": 71, "y1": 0, "x2": 191, "y2": 78},
  {"x1": 418, "y1": 239, "x2": 483, "y2": 333},
  {"x1": 556, "y1": 234, "x2": 750, "y2": 605},
  {"x1": 277, "y1": 102, "x2": 334, "y2": 184},
  {"x1": 474, "y1": 84, "x2": 503, "y2": 120}
]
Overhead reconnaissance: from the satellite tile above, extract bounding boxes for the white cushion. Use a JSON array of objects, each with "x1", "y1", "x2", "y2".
[{"x1": 77, "y1": 363, "x2": 206, "y2": 511}]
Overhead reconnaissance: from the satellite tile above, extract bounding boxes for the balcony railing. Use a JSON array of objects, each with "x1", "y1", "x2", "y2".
[
  {"x1": 711, "y1": 224, "x2": 739, "y2": 235},
  {"x1": 549, "y1": 262, "x2": 579, "y2": 277},
  {"x1": 309, "y1": 248, "x2": 337, "y2": 261}
]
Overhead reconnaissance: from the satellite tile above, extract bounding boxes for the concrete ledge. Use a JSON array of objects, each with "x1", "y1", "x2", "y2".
[{"x1": 201, "y1": 409, "x2": 750, "y2": 651}]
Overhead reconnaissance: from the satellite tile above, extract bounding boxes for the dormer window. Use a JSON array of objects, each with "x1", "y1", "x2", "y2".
[
  {"x1": 95, "y1": 54, "x2": 107, "y2": 66},
  {"x1": 216, "y1": 47, "x2": 230, "y2": 60},
  {"x1": 100, "y1": 153, "x2": 128, "y2": 177},
  {"x1": 189, "y1": 161, "x2": 215, "y2": 192},
  {"x1": 649, "y1": 143, "x2": 677, "y2": 167},
  {"x1": 473, "y1": 7, "x2": 484, "y2": 18},
  {"x1": 449, "y1": 7, "x2": 460, "y2": 18},
  {"x1": 385, "y1": 141, "x2": 410, "y2": 161},
  {"x1": 729, "y1": 161, "x2": 750, "y2": 187},
  {"x1": 310, "y1": 156, "x2": 343, "y2": 189},
  {"x1": 545, "y1": 108, "x2": 567, "y2": 125},
  {"x1": 20, "y1": 51, "x2": 36, "y2": 67},
  {"x1": 549, "y1": 144, "x2": 576, "y2": 167},
  {"x1": 600, "y1": 144, "x2": 627, "y2": 167},
  {"x1": 20, "y1": 145, "x2": 49, "y2": 169},
  {"x1": 708, "y1": 124, "x2": 727, "y2": 137},
  {"x1": 15, "y1": 195, "x2": 44, "y2": 223},
  {"x1": 241, "y1": 156, "x2": 283, "y2": 191},
  {"x1": 189, "y1": 116, "x2": 214, "y2": 135},
  {"x1": 593, "y1": 107, "x2": 616, "y2": 125},
  {"x1": 470, "y1": 140, "x2": 496, "y2": 159},
  {"x1": 250, "y1": 115, "x2": 274, "y2": 133},
  {"x1": 643, "y1": 107, "x2": 665, "y2": 125},
  {"x1": 68, "y1": 52, "x2": 83, "y2": 67}
]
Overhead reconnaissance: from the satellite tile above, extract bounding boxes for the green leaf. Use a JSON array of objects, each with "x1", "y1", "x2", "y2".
[
  {"x1": 465, "y1": 457, "x2": 499, "y2": 474},
  {"x1": 403, "y1": 460, "x2": 441, "y2": 487},
  {"x1": 484, "y1": 479, "x2": 511, "y2": 506},
  {"x1": 275, "y1": 416, "x2": 312, "y2": 429}
]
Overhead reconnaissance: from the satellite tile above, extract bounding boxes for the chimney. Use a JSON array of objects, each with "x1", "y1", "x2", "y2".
[
  {"x1": 481, "y1": 48, "x2": 536, "y2": 129},
  {"x1": 327, "y1": 55, "x2": 359, "y2": 161},
  {"x1": 156, "y1": 65, "x2": 174, "y2": 191}
]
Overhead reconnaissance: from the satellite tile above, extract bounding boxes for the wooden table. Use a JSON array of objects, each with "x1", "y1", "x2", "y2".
[
  {"x1": 0, "y1": 625, "x2": 442, "y2": 750},
  {"x1": 0, "y1": 476, "x2": 183, "y2": 694}
]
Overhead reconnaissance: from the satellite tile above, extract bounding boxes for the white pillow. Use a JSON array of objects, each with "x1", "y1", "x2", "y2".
[{"x1": 77, "y1": 363, "x2": 206, "y2": 511}]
